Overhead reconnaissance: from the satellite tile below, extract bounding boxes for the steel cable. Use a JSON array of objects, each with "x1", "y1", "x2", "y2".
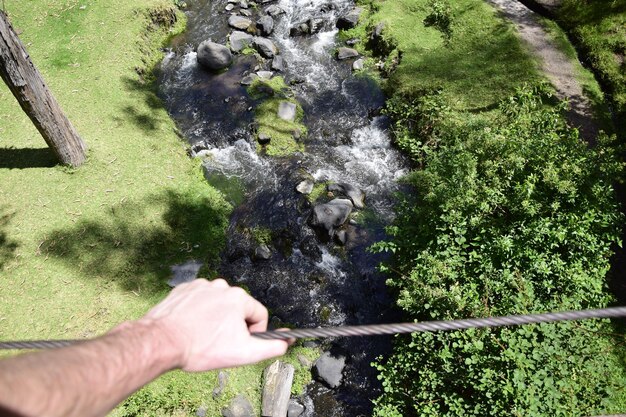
[{"x1": 1, "y1": 306, "x2": 626, "y2": 349}]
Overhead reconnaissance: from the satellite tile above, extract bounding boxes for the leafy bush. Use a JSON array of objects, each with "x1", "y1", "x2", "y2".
[{"x1": 372, "y1": 85, "x2": 626, "y2": 416}]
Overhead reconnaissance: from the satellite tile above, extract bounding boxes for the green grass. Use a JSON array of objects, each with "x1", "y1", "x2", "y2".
[
  {"x1": 247, "y1": 76, "x2": 306, "y2": 156},
  {"x1": 355, "y1": 0, "x2": 542, "y2": 111},
  {"x1": 0, "y1": 0, "x2": 316, "y2": 415}
]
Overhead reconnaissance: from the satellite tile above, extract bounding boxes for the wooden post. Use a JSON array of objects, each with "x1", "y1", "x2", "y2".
[{"x1": 0, "y1": 11, "x2": 87, "y2": 167}]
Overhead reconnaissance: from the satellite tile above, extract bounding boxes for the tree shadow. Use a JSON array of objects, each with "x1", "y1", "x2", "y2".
[
  {"x1": 111, "y1": 76, "x2": 170, "y2": 135},
  {"x1": 0, "y1": 208, "x2": 18, "y2": 271},
  {"x1": 0, "y1": 147, "x2": 58, "y2": 169},
  {"x1": 40, "y1": 188, "x2": 230, "y2": 295}
]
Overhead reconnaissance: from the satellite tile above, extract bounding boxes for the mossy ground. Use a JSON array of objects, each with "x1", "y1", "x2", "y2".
[
  {"x1": 0, "y1": 1, "x2": 317, "y2": 415},
  {"x1": 247, "y1": 76, "x2": 306, "y2": 157}
]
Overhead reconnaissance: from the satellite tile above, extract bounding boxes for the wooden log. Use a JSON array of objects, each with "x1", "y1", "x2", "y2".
[
  {"x1": 261, "y1": 360, "x2": 295, "y2": 417},
  {"x1": 0, "y1": 11, "x2": 87, "y2": 167}
]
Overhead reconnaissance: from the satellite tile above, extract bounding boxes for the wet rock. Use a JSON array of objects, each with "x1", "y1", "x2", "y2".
[
  {"x1": 167, "y1": 260, "x2": 203, "y2": 287},
  {"x1": 225, "y1": 3, "x2": 235, "y2": 11},
  {"x1": 336, "y1": 47, "x2": 359, "y2": 60},
  {"x1": 212, "y1": 371, "x2": 229, "y2": 399},
  {"x1": 196, "y1": 407, "x2": 207, "y2": 417},
  {"x1": 229, "y1": 31, "x2": 254, "y2": 52},
  {"x1": 352, "y1": 58, "x2": 364, "y2": 71},
  {"x1": 257, "y1": 15, "x2": 274, "y2": 36},
  {"x1": 240, "y1": 73, "x2": 258, "y2": 86},
  {"x1": 290, "y1": 22, "x2": 309, "y2": 37},
  {"x1": 320, "y1": 2, "x2": 335, "y2": 13},
  {"x1": 239, "y1": 9, "x2": 252, "y2": 17},
  {"x1": 299, "y1": 235, "x2": 322, "y2": 262},
  {"x1": 253, "y1": 37, "x2": 278, "y2": 58},
  {"x1": 327, "y1": 183, "x2": 365, "y2": 209},
  {"x1": 271, "y1": 55, "x2": 285, "y2": 71},
  {"x1": 278, "y1": 101, "x2": 297, "y2": 122},
  {"x1": 239, "y1": 0, "x2": 249, "y2": 8},
  {"x1": 257, "y1": 70, "x2": 273, "y2": 79},
  {"x1": 254, "y1": 244, "x2": 272, "y2": 260},
  {"x1": 197, "y1": 41, "x2": 233, "y2": 71},
  {"x1": 266, "y1": 5, "x2": 286, "y2": 16},
  {"x1": 336, "y1": 7, "x2": 363, "y2": 29},
  {"x1": 262, "y1": 360, "x2": 295, "y2": 417},
  {"x1": 287, "y1": 400, "x2": 305, "y2": 417},
  {"x1": 313, "y1": 352, "x2": 346, "y2": 389},
  {"x1": 258, "y1": 132, "x2": 271, "y2": 144},
  {"x1": 346, "y1": 37, "x2": 360, "y2": 46},
  {"x1": 296, "y1": 180, "x2": 314, "y2": 195},
  {"x1": 334, "y1": 229, "x2": 347, "y2": 246},
  {"x1": 310, "y1": 199, "x2": 353, "y2": 238},
  {"x1": 289, "y1": 76, "x2": 306, "y2": 85},
  {"x1": 308, "y1": 18, "x2": 325, "y2": 34},
  {"x1": 228, "y1": 15, "x2": 253, "y2": 30},
  {"x1": 222, "y1": 395, "x2": 254, "y2": 417}
]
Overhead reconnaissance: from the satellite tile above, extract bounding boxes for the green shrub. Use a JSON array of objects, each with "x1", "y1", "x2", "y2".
[
  {"x1": 423, "y1": 0, "x2": 453, "y2": 44},
  {"x1": 371, "y1": 85, "x2": 626, "y2": 416}
]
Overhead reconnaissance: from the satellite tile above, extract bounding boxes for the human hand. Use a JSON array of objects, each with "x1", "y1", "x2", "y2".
[{"x1": 139, "y1": 278, "x2": 290, "y2": 372}]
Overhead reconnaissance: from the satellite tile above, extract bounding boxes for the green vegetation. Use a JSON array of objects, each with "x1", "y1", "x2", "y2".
[
  {"x1": 354, "y1": 0, "x2": 542, "y2": 110},
  {"x1": 555, "y1": 0, "x2": 626, "y2": 132},
  {"x1": 537, "y1": 16, "x2": 613, "y2": 131},
  {"x1": 372, "y1": 86, "x2": 626, "y2": 416},
  {"x1": 341, "y1": 0, "x2": 626, "y2": 415},
  {"x1": 247, "y1": 76, "x2": 306, "y2": 156},
  {"x1": 0, "y1": 1, "x2": 316, "y2": 415},
  {"x1": 307, "y1": 182, "x2": 329, "y2": 203}
]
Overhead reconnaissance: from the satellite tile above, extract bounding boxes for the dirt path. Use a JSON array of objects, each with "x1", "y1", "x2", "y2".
[{"x1": 486, "y1": 0, "x2": 599, "y2": 142}]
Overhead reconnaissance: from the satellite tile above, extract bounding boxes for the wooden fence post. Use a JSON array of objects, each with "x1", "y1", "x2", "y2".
[{"x1": 0, "y1": 11, "x2": 87, "y2": 167}]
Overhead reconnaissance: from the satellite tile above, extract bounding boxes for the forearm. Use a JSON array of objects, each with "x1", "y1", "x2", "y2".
[{"x1": 0, "y1": 319, "x2": 182, "y2": 417}]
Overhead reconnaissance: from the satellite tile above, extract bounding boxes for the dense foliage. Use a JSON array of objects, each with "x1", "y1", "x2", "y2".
[{"x1": 372, "y1": 85, "x2": 626, "y2": 416}]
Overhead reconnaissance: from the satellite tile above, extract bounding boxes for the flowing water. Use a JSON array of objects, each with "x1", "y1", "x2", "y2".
[{"x1": 159, "y1": 0, "x2": 408, "y2": 414}]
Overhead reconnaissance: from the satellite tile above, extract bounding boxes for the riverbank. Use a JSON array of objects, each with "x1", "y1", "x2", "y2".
[
  {"x1": 345, "y1": 0, "x2": 626, "y2": 415},
  {"x1": 0, "y1": 1, "x2": 315, "y2": 415}
]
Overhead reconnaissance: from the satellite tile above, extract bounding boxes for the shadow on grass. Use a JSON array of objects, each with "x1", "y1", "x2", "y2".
[
  {"x1": 0, "y1": 147, "x2": 58, "y2": 169},
  {"x1": 390, "y1": 19, "x2": 539, "y2": 109},
  {"x1": 41, "y1": 188, "x2": 230, "y2": 295},
  {"x1": 112, "y1": 76, "x2": 170, "y2": 134},
  {"x1": 0, "y1": 209, "x2": 18, "y2": 270}
]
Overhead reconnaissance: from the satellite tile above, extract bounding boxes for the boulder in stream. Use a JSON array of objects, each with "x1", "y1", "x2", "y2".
[
  {"x1": 352, "y1": 58, "x2": 364, "y2": 71},
  {"x1": 271, "y1": 55, "x2": 285, "y2": 71},
  {"x1": 327, "y1": 183, "x2": 365, "y2": 209},
  {"x1": 278, "y1": 101, "x2": 297, "y2": 122},
  {"x1": 313, "y1": 351, "x2": 346, "y2": 389},
  {"x1": 254, "y1": 244, "x2": 272, "y2": 260},
  {"x1": 228, "y1": 15, "x2": 253, "y2": 31},
  {"x1": 287, "y1": 400, "x2": 305, "y2": 417},
  {"x1": 257, "y1": 15, "x2": 274, "y2": 36},
  {"x1": 229, "y1": 31, "x2": 254, "y2": 53},
  {"x1": 266, "y1": 4, "x2": 286, "y2": 16},
  {"x1": 336, "y1": 7, "x2": 363, "y2": 29},
  {"x1": 336, "y1": 47, "x2": 359, "y2": 60},
  {"x1": 296, "y1": 179, "x2": 314, "y2": 195},
  {"x1": 197, "y1": 41, "x2": 233, "y2": 71},
  {"x1": 253, "y1": 37, "x2": 279, "y2": 58},
  {"x1": 310, "y1": 198, "x2": 353, "y2": 238}
]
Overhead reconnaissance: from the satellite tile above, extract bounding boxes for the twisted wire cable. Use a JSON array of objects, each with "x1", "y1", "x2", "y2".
[
  {"x1": 1, "y1": 307, "x2": 625, "y2": 349},
  {"x1": 253, "y1": 306, "x2": 626, "y2": 340}
]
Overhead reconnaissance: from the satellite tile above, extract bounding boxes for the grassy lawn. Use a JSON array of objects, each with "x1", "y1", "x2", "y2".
[
  {"x1": 0, "y1": 0, "x2": 316, "y2": 415},
  {"x1": 350, "y1": 0, "x2": 542, "y2": 111}
]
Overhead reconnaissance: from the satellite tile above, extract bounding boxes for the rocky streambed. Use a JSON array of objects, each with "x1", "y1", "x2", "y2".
[{"x1": 158, "y1": 0, "x2": 408, "y2": 415}]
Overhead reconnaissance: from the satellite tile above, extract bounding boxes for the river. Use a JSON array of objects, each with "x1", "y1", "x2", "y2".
[{"x1": 158, "y1": 0, "x2": 408, "y2": 414}]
